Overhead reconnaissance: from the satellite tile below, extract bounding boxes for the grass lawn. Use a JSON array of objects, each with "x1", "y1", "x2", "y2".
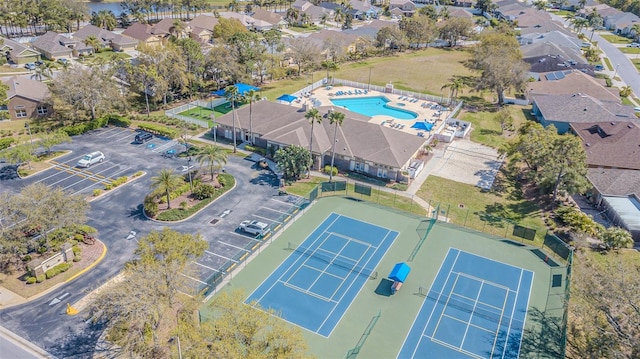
[
  {"x1": 618, "y1": 47, "x2": 640, "y2": 54},
  {"x1": 260, "y1": 72, "x2": 321, "y2": 101},
  {"x1": 333, "y1": 48, "x2": 475, "y2": 96},
  {"x1": 82, "y1": 50, "x2": 130, "y2": 64},
  {"x1": 416, "y1": 175, "x2": 547, "y2": 244},
  {"x1": 0, "y1": 65, "x2": 28, "y2": 74},
  {"x1": 459, "y1": 104, "x2": 533, "y2": 149},
  {"x1": 603, "y1": 57, "x2": 614, "y2": 70},
  {"x1": 548, "y1": 10, "x2": 574, "y2": 17},
  {"x1": 288, "y1": 24, "x2": 321, "y2": 33},
  {"x1": 599, "y1": 33, "x2": 633, "y2": 44},
  {"x1": 178, "y1": 106, "x2": 216, "y2": 124},
  {"x1": 621, "y1": 96, "x2": 634, "y2": 106},
  {"x1": 284, "y1": 176, "x2": 427, "y2": 216},
  {"x1": 632, "y1": 59, "x2": 640, "y2": 71}
]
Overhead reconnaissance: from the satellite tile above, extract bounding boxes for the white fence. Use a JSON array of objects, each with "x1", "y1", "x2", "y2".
[
  {"x1": 332, "y1": 78, "x2": 455, "y2": 105},
  {"x1": 164, "y1": 98, "x2": 228, "y2": 128}
]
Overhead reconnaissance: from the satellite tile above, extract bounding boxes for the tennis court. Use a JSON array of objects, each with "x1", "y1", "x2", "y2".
[
  {"x1": 399, "y1": 248, "x2": 533, "y2": 358},
  {"x1": 246, "y1": 212, "x2": 398, "y2": 337}
]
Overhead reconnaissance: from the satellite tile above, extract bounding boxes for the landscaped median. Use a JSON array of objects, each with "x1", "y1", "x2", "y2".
[
  {"x1": 87, "y1": 171, "x2": 146, "y2": 202},
  {"x1": 144, "y1": 173, "x2": 236, "y2": 222}
]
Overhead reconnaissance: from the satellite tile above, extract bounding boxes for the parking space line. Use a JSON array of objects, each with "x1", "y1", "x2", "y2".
[
  {"x1": 113, "y1": 133, "x2": 135, "y2": 143},
  {"x1": 193, "y1": 261, "x2": 221, "y2": 272},
  {"x1": 271, "y1": 197, "x2": 297, "y2": 205},
  {"x1": 95, "y1": 128, "x2": 120, "y2": 137},
  {"x1": 228, "y1": 231, "x2": 262, "y2": 242},
  {"x1": 152, "y1": 140, "x2": 179, "y2": 153},
  {"x1": 204, "y1": 250, "x2": 237, "y2": 263},
  {"x1": 103, "y1": 129, "x2": 130, "y2": 139},
  {"x1": 253, "y1": 214, "x2": 283, "y2": 224},
  {"x1": 180, "y1": 273, "x2": 207, "y2": 285},
  {"x1": 217, "y1": 240, "x2": 250, "y2": 252},
  {"x1": 260, "y1": 206, "x2": 291, "y2": 215}
]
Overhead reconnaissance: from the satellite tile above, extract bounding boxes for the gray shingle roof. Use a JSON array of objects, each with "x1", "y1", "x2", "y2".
[
  {"x1": 214, "y1": 101, "x2": 426, "y2": 168},
  {"x1": 571, "y1": 121, "x2": 640, "y2": 170},
  {"x1": 587, "y1": 168, "x2": 640, "y2": 197},
  {"x1": 533, "y1": 93, "x2": 636, "y2": 125},
  {"x1": 2, "y1": 76, "x2": 50, "y2": 102},
  {"x1": 526, "y1": 70, "x2": 618, "y2": 103},
  {"x1": 31, "y1": 31, "x2": 74, "y2": 56}
]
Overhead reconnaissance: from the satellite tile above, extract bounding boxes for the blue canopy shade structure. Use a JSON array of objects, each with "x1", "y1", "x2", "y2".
[
  {"x1": 389, "y1": 262, "x2": 411, "y2": 283},
  {"x1": 213, "y1": 83, "x2": 260, "y2": 97},
  {"x1": 277, "y1": 94, "x2": 298, "y2": 103},
  {"x1": 411, "y1": 121, "x2": 434, "y2": 131}
]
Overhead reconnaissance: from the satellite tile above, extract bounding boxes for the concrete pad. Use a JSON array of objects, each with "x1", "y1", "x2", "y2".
[{"x1": 431, "y1": 139, "x2": 503, "y2": 190}]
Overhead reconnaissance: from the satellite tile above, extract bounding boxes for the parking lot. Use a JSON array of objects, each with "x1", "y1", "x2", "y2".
[{"x1": 11, "y1": 126, "x2": 308, "y2": 294}]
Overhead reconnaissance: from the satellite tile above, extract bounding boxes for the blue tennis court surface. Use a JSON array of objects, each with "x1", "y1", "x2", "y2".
[
  {"x1": 398, "y1": 248, "x2": 534, "y2": 359},
  {"x1": 247, "y1": 213, "x2": 398, "y2": 337}
]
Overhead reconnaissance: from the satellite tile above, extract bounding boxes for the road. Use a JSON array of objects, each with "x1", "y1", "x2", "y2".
[{"x1": 0, "y1": 130, "x2": 285, "y2": 358}]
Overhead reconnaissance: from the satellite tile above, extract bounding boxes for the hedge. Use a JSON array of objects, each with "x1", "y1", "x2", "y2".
[
  {"x1": 103, "y1": 114, "x2": 131, "y2": 127},
  {"x1": 0, "y1": 137, "x2": 15, "y2": 150},
  {"x1": 137, "y1": 123, "x2": 178, "y2": 139},
  {"x1": 60, "y1": 117, "x2": 108, "y2": 136},
  {"x1": 45, "y1": 262, "x2": 71, "y2": 279}
]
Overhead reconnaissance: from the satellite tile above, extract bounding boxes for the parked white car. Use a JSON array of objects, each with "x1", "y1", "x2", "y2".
[
  {"x1": 77, "y1": 151, "x2": 105, "y2": 168},
  {"x1": 239, "y1": 220, "x2": 269, "y2": 235}
]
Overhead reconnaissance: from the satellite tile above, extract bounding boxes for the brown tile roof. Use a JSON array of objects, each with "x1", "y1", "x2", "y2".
[
  {"x1": 571, "y1": 121, "x2": 640, "y2": 170},
  {"x1": 122, "y1": 23, "x2": 155, "y2": 42},
  {"x1": 214, "y1": 101, "x2": 426, "y2": 168},
  {"x1": 30, "y1": 31, "x2": 74, "y2": 57},
  {"x1": 587, "y1": 168, "x2": 640, "y2": 196},
  {"x1": 250, "y1": 9, "x2": 285, "y2": 25},
  {"x1": 532, "y1": 93, "x2": 636, "y2": 125},
  {"x1": 2, "y1": 76, "x2": 50, "y2": 102},
  {"x1": 527, "y1": 70, "x2": 620, "y2": 103},
  {"x1": 188, "y1": 15, "x2": 219, "y2": 30}
]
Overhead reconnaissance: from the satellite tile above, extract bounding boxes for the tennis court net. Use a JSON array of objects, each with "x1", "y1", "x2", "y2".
[
  {"x1": 288, "y1": 243, "x2": 378, "y2": 280},
  {"x1": 428, "y1": 292, "x2": 508, "y2": 324}
]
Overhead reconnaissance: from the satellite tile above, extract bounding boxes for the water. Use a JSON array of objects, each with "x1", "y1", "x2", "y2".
[
  {"x1": 330, "y1": 96, "x2": 418, "y2": 120},
  {"x1": 86, "y1": 2, "x2": 125, "y2": 16}
]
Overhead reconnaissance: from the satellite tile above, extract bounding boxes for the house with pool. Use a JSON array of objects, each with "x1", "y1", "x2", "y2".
[{"x1": 212, "y1": 100, "x2": 428, "y2": 182}]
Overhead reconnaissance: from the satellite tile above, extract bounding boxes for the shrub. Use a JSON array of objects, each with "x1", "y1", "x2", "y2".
[
  {"x1": 104, "y1": 184, "x2": 113, "y2": 190},
  {"x1": 73, "y1": 255, "x2": 82, "y2": 262},
  {"x1": 93, "y1": 189, "x2": 102, "y2": 197},
  {"x1": 144, "y1": 197, "x2": 159, "y2": 217},
  {"x1": 23, "y1": 254, "x2": 32, "y2": 262},
  {"x1": 193, "y1": 183, "x2": 216, "y2": 199},
  {"x1": 244, "y1": 144, "x2": 267, "y2": 155},
  {"x1": 45, "y1": 262, "x2": 71, "y2": 279},
  {"x1": 324, "y1": 165, "x2": 338, "y2": 176},
  {"x1": 72, "y1": 245, "x2": 81, "y2": 256},
  {"x1": 391, "y1": 183, "x2": 408, "y2": 191},
  {"x1": 133, "y1": 171, "x2": 143, "y2": 178},
  {"x1": 26, "y1": 277, "x2": 37, "y2": 284},
  {"x1": 36, "y1": 275, "x2": 45, "y2": 283},
  {"x1": 74, "y1": 234, "x2": 84, "y2": 242},
  {"x1": 180, "y1": 201, "x2": 188, "y2": 210},
  {"x1": 0, "y1": 137, "x2": 15, "y2": 150},
  {"x1": 102, "y1": 114, "x2": 131, "y2": 127},
  {"x1": 136, "y1": 123, "x2": 178, "y2": 138}
]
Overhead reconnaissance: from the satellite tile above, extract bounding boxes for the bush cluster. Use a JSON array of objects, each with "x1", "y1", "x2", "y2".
[
  {"x1": 45, "y1": 262, "x2": 71, "y2": 279},
  {"x1": 193, "y1": 183, "x2": 217, "y2": 200},
  {"x1": 143, "y1": 196, "x2": 159, "y2": 217},
  {"x1": 136, "y1": 123, "x2": 178, "y2": 138},
  {"x1": 323, "y1": 165, "x2": 338, "y2": 176},
  {"x1": 104, "y1": 176, "x2": 129, "y2": 190},
  {"x1": 72, "y1": 245, "x2": 81, "y2": 256},
  {"x1": 60, "y1": 117, "x2": 108, "y2": 136},
  {"x1": 155, "y1": 174, "x2": 235, "y2": 221},
  {"x1": 244, "y1": 144, "x2": 266, "y2": 156},
  {"x1": 103, "y1": 114, "x2": 131, "y2": 127},
  {"x1": 0, "y1": 137, "x2": 15, "y2": 150},
  {"x1": 130, "y1": 114, "x2": 200, "y2": 130},
  {"x1": 26, "y1": 276, "x2": 37, "y2": 284}
]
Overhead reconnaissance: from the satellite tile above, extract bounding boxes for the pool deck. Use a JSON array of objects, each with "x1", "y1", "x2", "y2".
[{"x1": 296, "y1": 86, "x2": 452, "y2": 137}]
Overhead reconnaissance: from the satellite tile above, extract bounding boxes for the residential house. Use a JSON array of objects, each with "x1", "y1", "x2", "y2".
[
  {"x1": 605, "y1": 12, "x2": 640, "y2": 36},
  {"x1": 348, "y1": 0, "x2": 381, "y2": 19},
  {"x1": 73, "y1": 24, "x2": 138, "y2": 53},
  {"x1": 188, "y1": 15, "x2": 219, "y2": 44},
  {"x1": 122, "y1": 23, "x2": 163, "y2": 47},
  {"x1": 499, "y1": 7, "x2": 552, "y2": 28},
  {"x1": 452, "y1": 0, "x2": 474, "y2": 8},
  {"x1": 521, "y1": 41, "x2": 586, "y2": 66},
  {"x1": 519, "y1": 20, "x2": 574, "y2": 37},
  {"x1": 0, "y1": 37, "x2": 41, "y2": 64},
  {"x1": 250, "y1": 9, "x2": 288, "y2": 29},
  {"x1": 524, "y1": 55, "x2": 592, "y2": 77},
  {"x1": 530, "y1": 93, "x2": 637, "y2": 133},
  {"x1": 212, "y1": 101, "x2": 427, "y2": 182},
  {"x1": 219, "y1": 12, "x2": 273, "y2": 31},
  {"x1": 344, "y1": 19, "x2": 393, "y2": 41},
  {"x1": 526, "y1": 70, "x2": 618, "y2": 103},
  {"x1": 1, "y1": 77, "x2": 51, "y2": 120},
  {"x1": 31, "y1": 31, "x2": 91, "y2": 60},
  {"x1": 152, "y1": 18, "x2": 190, "y2": 39},
  {"x1": 448, "y1": 7, "x2": 474, "y2": 19},
  {"x1": 292, "y1": 0, "x2": 333, "y2": 24},
  {"x1": 389, "y1": 0, "x2": 417, "y2": 17},
  {"x1": 571, "y1": 121, "x2": 640, "y2": 171}
]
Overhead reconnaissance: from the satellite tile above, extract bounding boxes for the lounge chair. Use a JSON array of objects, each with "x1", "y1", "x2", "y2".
[{"x1": 363, "y1": 90, "x2": 368, "y2": 94}]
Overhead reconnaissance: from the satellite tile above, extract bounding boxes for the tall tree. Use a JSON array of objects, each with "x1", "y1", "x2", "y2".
[
  {"x1": 244, "y1": 89, "x2": 260, "y2": 145},
  {"x1": 438, "y1": 17, "x2": 474, "y2": 47},
  {"x1": 274, "y1": 145, "x2": 311, "y2": 180},
  {"x1": 288, "y1": 37, "x2": 321, "y2": 76},
  {"x1": 90, "y1": 10, "x2": 118, "y2": 31},
  {"x1": 400, "y1": 15, "x2": 437, "y2": 48},
  {"x1": 151, "y1": 169, "x2": 184, "y2": 209},
  {"x1": 213, "y1": 17, "x2": 249, "y2": 42},
  {"x1": 305, "y1": 108, "x2": 322, "y2": 177},
  {"x1": 328, "y1": 110, "x2": 345, "y2": 182},
  {"x1": 39, "y1": 130, "x2": 71, "y2": 154},
  {"x1": 225, "y1": 85, "x2": 243, "y2": 153},
  {"x1": 83, "y1": 35, "x2": 101, "y2": 54},
  {"x1": 474, "y1": 0, "x2": 497, "y2": 13},
  {"x1": 471, "y1": 32, "x2": 529, "y2": 105},
  {"x1": 440, "y1": 78, "x2": 465, "y2": 105},
  {"x1": 376, "y1": 26, "x2": 408, "y2": 53},
  {"x1": 195, "y1": 145, "x2": 228, "y2": 180}
]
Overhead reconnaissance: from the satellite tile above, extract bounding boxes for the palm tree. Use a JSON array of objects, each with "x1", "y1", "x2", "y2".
[
  {"x1": 169, "y1": 20, "x2": 187, "y2": 39},
  {"x1": 196, "y1": 145, "x2": 228, "y2": 180},
  {"x1": 31, "y1": 62, "x2": 53, "y2": 82},
  {"x1": 321, "y1": 60, "x2": 338, "y2": 82},
  {"x1": 631, "y1": 23, "x2": 640, "y2": 42},
  {"x1": 90, "y1": 10, "x2": 118, "y2": 31},
  {"x1": 305, "y1": 108, "x2": 322, "y2": 178},
  {"x1": 320, "y1": 13, "x2": 328, "y2": 28},
  {"x1": 300, "y1": 13, "x2": 311, "y2": 25},
  {"x1": 151, "y1": 169, "x2": 184, "y2": 209},
  {"x1": 244, "y1": 89, "x2": 260, "y2": 145},
  {"x1": 334, "y1": 8, "x2": 344, "y2": 24},
  {"x1": 441, "y1": 78, "x2": 465, "y2": 105},
  {"x1": 84, "y1": 35, "x2": 101, "y2": 54},
  {"x1": 327, "y1": 110, "x2": 345, "y2": 182},
  {"x1": 224, "y1": 85, "x2": 243, "y2": 153},
  {"x1": 286, "y1": 7, "x2": 299, "y2": 24}
]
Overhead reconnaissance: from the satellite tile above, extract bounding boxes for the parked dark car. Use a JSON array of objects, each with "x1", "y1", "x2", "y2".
[{"x1": 134, "y1": 132, "x2": 153, "y2": 144}]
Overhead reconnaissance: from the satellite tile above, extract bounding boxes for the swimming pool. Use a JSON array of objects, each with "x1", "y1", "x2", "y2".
[{"x1": 330, "y1": 96, "x2": 418, "y2": 120}]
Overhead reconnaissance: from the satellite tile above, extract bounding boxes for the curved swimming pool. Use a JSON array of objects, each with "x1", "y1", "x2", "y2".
[{"x1": 330, "y1": 96, "x2": 418, "y2": 120}]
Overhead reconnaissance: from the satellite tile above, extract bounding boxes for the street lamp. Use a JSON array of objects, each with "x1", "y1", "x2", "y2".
[
  {"x1": 187, "y1": 156, "x2": 193, "y2": 193},
  {"x1": 613, "y1": 64, "x2": 620, "y2": 80},
  {"x1": 24, "y1": 123, "x2": 34, "y2": 150},
  {"x1": 368, "y1": 67, "x2": 372, "y2": 91}
]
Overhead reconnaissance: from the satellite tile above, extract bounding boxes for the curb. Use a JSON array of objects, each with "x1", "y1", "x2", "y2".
[
  {"x1": 86, "y1": 172, "x2": 147, "y2": 202},
  {"x1": 16, "y1": 150, "x2": 72, "y2": 179},
  {"x1": 0, "y1": 324, "x2": 50, "y2": 358},
  {"x1": 65, "y1": 239, "x2": 107, "y2": 284}
]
